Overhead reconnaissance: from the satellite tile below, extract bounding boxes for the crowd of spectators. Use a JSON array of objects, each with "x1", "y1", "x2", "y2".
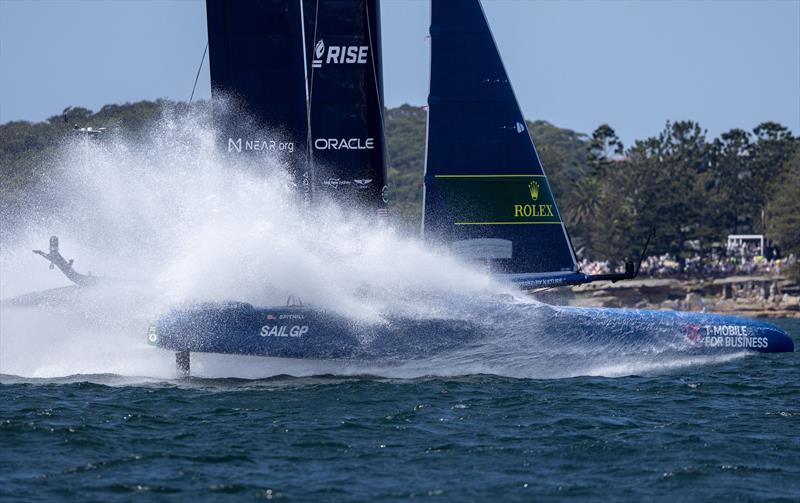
[{"x1": 579, "y1": 241, "x2": 795, "y2": 279}]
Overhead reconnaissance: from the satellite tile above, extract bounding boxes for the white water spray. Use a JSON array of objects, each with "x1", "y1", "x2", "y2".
[
  {"x1": 0, "y1": 108, "x2": 521, "y2": 378},
  {"x1": 0, "y1": 108, "x2": 743, "y2": 380}
]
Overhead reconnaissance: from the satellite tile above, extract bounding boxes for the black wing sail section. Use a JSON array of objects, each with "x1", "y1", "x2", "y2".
[
  {"x1": 303, "y1": 0, "x2": 388, "y2": 214},
  {"x1": 206, "y1": 0, "x2": 310, "y2": 197},
  {"x1": 422, "y1": 0, "x2": 586, "y2": 287}
]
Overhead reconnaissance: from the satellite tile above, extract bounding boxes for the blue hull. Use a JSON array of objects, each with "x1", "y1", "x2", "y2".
[
  {"x1": 149, "y1": 302, "x2": 794, "y2": 359},
  {"x1": 547, "y1": 306, "x2": 794, "y2": 354}
]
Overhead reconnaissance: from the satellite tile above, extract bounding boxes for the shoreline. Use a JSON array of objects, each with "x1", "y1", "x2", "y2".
[{"x1": 536, "y1": 275, "x2": 800, "y2": 319}]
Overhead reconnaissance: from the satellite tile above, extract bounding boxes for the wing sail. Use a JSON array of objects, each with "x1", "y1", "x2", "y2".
[
  {"x1": 303, "y1": 0, "x2": 388, "y2": 213},
  {"x1": 423, "y1": 0, "x2": 581, "y2": 281},
  {"x1": 206, "y1": 0, "x2": 310, "y2": 195}
]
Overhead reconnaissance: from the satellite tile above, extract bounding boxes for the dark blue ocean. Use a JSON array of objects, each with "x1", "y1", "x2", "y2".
[{"x1": 1, "y1": 318, "x2": 798, "y2": 502}]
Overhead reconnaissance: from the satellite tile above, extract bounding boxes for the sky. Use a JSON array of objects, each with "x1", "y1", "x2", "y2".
[{"x1": 1, "y1": 0, "x2": 798, "y2": 146}]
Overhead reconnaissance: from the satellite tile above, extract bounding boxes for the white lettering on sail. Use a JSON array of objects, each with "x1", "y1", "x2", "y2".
[
  {"x1": 312, "y1": 39, "x2": 369, "y2": 68},
  {"x1": 326, "y1": 46, "x2": 340, "y2": 64},
  {"x1": 323, "y1": 178, "x2": 351, "y2": 189},
  {"x1": 228, "y1": 138, "x2": 295, "y2": 153},
  {"x1": 314, "y1": 138, "x2": 374, "y2": 150}
]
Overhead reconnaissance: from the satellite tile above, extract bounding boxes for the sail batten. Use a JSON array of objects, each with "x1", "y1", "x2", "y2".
[{"x1": 423, "y1": 0, "x2": 579, "y2": 278}]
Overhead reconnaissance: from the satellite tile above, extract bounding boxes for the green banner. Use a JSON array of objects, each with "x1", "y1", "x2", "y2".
[{"x1": 435, "y1": 175, "x2": 563, "y2": 225}]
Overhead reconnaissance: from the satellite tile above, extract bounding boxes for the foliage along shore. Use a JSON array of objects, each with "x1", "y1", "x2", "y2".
[{"x1": 1, "y1": 100, "x2": 798, "y2": 277}]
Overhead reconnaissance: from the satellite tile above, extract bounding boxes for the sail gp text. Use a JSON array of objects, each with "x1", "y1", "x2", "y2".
[
  {"x1": 690, "y1": 325, "x2": 769, "y2": 349},
  {"x1": 260, "y1": 325, "x2": 309, "y2": 338}
]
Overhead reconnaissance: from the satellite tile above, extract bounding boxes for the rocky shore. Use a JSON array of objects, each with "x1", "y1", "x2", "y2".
[{"x1": 537, "y1": 275, "x2": 800, "y2": 318}]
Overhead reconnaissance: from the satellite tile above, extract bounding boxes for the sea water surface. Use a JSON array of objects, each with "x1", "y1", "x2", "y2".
[{"x1": 1, "y1": 318, "x2": 798, "y2": 502}]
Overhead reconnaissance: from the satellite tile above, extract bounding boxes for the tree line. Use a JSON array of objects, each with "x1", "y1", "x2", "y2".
[
  {"x1": 568, "y1": 120, "x2": 798, "y2": 269},
  {"x1": 1, "y1": 100, "x2": 797, "y2": 269}
]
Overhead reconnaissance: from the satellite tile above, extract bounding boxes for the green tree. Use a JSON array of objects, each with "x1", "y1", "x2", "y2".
[
  {"x1": 383, "y1": 104, "x2": 427, "y2": 233},
  {"x1": 587, "y1": 121, "x2": 712, "y2": 268},
  {"x1": 766, "y1": 150, "x2": 800, "y2": 262},
  {"x1": 568, "y1": 124, "x2": 625, "y2": 256},
  {"x1": 747, "y1": 122, "x2": 796, "y2": 232},
  {"x1": 587, "y1": 123, "x2": 624, "y2": 175},
  {"x1": 707, "y1": 128, "x2": 751, "y2": 234}
]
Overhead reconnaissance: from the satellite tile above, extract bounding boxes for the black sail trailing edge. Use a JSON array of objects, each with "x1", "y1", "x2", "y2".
[
  {"x1": 422, "y1": 0, "x2": 588, "y2": 287},
  {"x1": 303, "y1": 0, "x2": 389, "y2": 214},
  {"x1": 206, "y1": 0, "x2": 310, "y2": 198}
]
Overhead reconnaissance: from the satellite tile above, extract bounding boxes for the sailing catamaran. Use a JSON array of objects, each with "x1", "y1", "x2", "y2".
[
  {"x1": 29, "y1": 0, "x2": 794, "y2": 374},
  {"x1": 146, "y1": 0, "x2": 793, "y2": 373}
]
